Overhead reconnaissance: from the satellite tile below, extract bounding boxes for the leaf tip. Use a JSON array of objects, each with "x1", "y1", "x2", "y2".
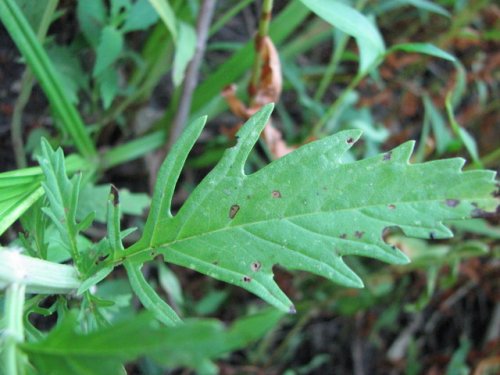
[{"x1": 109, "y1": 184, "x2": 119, "y2": 206}]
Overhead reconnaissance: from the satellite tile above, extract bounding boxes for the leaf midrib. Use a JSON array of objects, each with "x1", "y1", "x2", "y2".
[{"x1": 134, "y1": 196, "x2": 484, "y2": 257}]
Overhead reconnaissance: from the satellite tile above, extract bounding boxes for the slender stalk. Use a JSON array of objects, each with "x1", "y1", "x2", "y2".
[
  {"x1": 147, "y1": 0, "x2": 216, "y2": 190},
  {"x1": 311, "y1": 71, "x2": 364, "y2": 136},
  {"x1": 10, "y1": 0, "x2": 59, "y2": 168},
  {"x1": 209, "y1": 0, "x2": 253, "y2": 37},
  {"x1": 311, "y1": 52, "x2": 385, "y2": 137},
  {"x1": 480, "y1": 148, "x2": 500, "y2": 168},
  {"x1": 313, "y1": 32, "x2": 349, "y2": 102},
  {"x1": 3, "y1": 283, "x2": 26, "y2": 375},
  {"x1": 313, "y1": 0, "x2": 368, "y2": 102},
  {"x1": 248, "y1": 0, "x2": 274, "y2": 99},
  {"x1": 166, "y1": 0, "x2": 217, "y2": 149}
]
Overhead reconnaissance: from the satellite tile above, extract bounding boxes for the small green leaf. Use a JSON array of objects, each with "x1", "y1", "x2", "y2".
[
  {"x1": 77, "y1": 0, "x2": 107, "y2": 47},
  {"x1": 93, "y1": 26, "x2": 124, "y2": 77},
  {"x1": 47, "y1": 44, "x2": 88, "y2": 104},
  {"x1": 375, "y1": 0, "x2": 450, "y2": 18},
  {"x1": 37, "y1": 139, "x2": 87, "y2": 263},
  {"x1": 98, "y1": 67, "x2": 119, "y2": 109},
  {"x1": 390, "y1": 42, "x2": 456, "y2": 62},
  {"x1": 128, "y1": 104, "x2": 497, "y2": 312},
  {"x1": 423, "y1": 95, "x2": 454, "y2": 155},
  {"x1": 147, "y1": 0, "x2": 177, "y2": 40},
  {"x1": 445, "y1": 94, "x2": 482, "y2": 168},
  {"x1": 121, "y1": 0, "x2": 159, "y2": 32},
  {"x1": 172, "y1": 21, "x2": 196, "y2": 86},
  {"x1": 77, "y1": 266, "x2": 114, "y2": 295},
  {"x1": 124, "y1": 260, "x2": 182, "y2": 326},
  {"x1": 300, "y1": 0, "x2": 385, "y2": 73}
]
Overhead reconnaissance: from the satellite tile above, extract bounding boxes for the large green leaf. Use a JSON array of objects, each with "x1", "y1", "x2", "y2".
[
  {"x1": 22, "y1": 309, "x2": 283, "y2": 375},
  {"x1": 126, "y1": 104, "x2": 498, "y2": 312}
]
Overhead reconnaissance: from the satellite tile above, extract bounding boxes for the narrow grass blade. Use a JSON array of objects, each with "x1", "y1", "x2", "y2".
[{"x1": 0, "y1": 0, "x2": 97, "y2": 158}]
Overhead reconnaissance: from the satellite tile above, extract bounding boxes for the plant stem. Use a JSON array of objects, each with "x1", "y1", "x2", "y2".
[
  {"x1": 312, "y1": 52, "x2": 385, "y2": 137},
  {"x1": 209, "y1": 0, "x2": 253, "y2": 36},
  {"x1": 10, "y1": 0, "x2": 59, "y2": 168},
  {"x1": 313, "y1": 0, "x2": 368, "y2": 102},
  {"x1": 3, "y1": 283, "x2": 26, "y2": 375},
  {"x1": 248, "y1": 0, "x2": 274, "y2": 99},
  {"x1": 311, "y1": 71, "x2": 364, "y2": 136},
  {"x1": 167, "y1": 0, "x2": 217, "y2": 149},
  {"x1": 472, "y1": 147, "x2": 500, "y2": 170},
  {"x1": 148, "y1": 0, "x2": 216, "y2": 190}
]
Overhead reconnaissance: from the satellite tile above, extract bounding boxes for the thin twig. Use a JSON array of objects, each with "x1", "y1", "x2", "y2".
[
  {"x1": 167, "y1": 0, "x2": 217, "y2": 149},
  {"x1": 148, "y1": 0, "x2": 217, "y2": 190}
]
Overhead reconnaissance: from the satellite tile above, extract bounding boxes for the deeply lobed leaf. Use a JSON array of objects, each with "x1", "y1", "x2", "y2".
[{"x1": 129, "y1": 104, "x2": 498, "y2": 312}]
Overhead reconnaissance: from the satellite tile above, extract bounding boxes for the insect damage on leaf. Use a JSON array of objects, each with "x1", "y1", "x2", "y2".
[{"x1": 135, "y1": 104, "x2": 499, "y2": 312}]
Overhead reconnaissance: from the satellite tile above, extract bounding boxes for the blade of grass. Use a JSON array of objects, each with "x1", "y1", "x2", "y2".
[
  {"x1": 0, "y1": 0, "x2": 97, "y2": 159},
  {"x1": 11, "y1": 0, "x2": 59, "y2": 169}
]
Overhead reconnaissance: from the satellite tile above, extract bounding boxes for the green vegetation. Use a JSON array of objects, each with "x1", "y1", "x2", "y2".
[{"x1": 0, "y1": 0, "x2": 498, "y2": 373}]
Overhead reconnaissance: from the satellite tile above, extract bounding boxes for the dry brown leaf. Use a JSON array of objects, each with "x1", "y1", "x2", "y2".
[
  {"x1": 251, "y1": 36, "x2": 282, "y2": 108},
  {"x1": 222, "y1": 36, "x2": 294, "y2": 158}
]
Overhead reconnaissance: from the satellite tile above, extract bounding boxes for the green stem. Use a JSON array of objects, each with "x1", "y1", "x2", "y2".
[
  {"x1": 3, "y1": 283, "x2": 26, "y2": 375},
  {"x1": 313, "y1": 32, "x2": 349, "y2": 102},
  {"x1": 11, "y1": 73, "x2": 35, "y2": 169},
  {"x1": 480, "y1": 148, "x2": 500, "y2": 168},
  {"x1": 10, "y1": 0, "x2": 59, "y2": 169},
  {"x1": 313, "y1": 0, "x2": 368, "y2": 102},
  {"x1": 209, "y1": 0, "x2": 253, "y2": 36},
  {"x1": 248, "y1": 0, "x2": 274, "y2": 99},
  {"x1": 311, "y1": 71, "x2": 364, "y2": 136},
  {"x1": 312, "y1": 52, "x2": 385, "y2": 137}
]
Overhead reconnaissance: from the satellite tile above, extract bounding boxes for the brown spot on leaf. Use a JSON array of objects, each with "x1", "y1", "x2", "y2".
[
  {"x1": 355, "y1": 231, "x2": 365, "y2": 239},
  {"x1": 251, "y1": 262, "x2": 261, "y2": 272},
  {"x1": 445, "y1": 199, "x2": 460, "y2": 207},
  {"x1": 388, "y1": 204, "x2": 396, "y2": 209},
  {"x1": 229, "y1": 204, "x2": 240, "y2": 219},
  {"x1": 340, "y1": 233, "x2": 347, "y2": 239},
  {"x1": 272, "y1": 190, "x2": 282, "y2": 198},
  {"x1": 383, "y1": 152, "x2": 392, "y2": 161},
  {"x1": 429, "y1": 232, "x2": 436, "y2": 240},
  {"x1": 346, "y1": 137, "x2": 354, "y2": 144},
  {"x1": 243, "y1": 276, "x2": 252, "y2": 283}
]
